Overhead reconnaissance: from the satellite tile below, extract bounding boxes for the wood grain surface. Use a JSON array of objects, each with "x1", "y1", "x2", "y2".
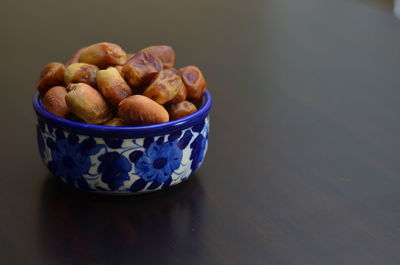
[{"x1": 0, "y1": 0, "x2": 399, "y2": 264}]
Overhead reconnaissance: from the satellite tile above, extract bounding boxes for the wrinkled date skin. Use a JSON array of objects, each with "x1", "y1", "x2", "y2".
[
  {"x1": 141, "y1": 45, "x2": 175, "y2": 69},
  {"x1": 96, "y1": 67, "x2": 132, "y2": 107},
  {"x1": 65, "y1": 83, "x2": 112, "y2": 124},
  {"x1": 42, "y1": 86, "x2": 69, "y2": 118},
  {"x1": 169, "y1": 77, "x2": 187, "y2": 104},
  {"x1": 64, "y1": 63, "x2": 99, "y2": 87},
  {"x1": 167, "y1": 100, "x2": 197, "y2": 120},
  {"x1": 103, "y1": 117, "x2": 125, "y2": 126},
  {"x1": 143, "y1": 69, "x2": 184, "y2": 104},
  {"x1": 118, "y1": 95, "x2": 169, "y2": 125},
  {"x1": 78, "y1": 42, "x2": 127, "y2": 68},
  {"x1": 36, "y1": 62, "x2": 65, "y2": 94},
  {"x1": 179, "y1": 65, "x2": 207, "y2": 100},
  {"x1": 121, "y1": 51, "x2": 163, "y2": 87}
]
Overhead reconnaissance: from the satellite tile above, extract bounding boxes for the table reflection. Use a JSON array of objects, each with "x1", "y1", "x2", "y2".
[{"x1": 38, "y1": 174, "x2": 204, "y2": 265}]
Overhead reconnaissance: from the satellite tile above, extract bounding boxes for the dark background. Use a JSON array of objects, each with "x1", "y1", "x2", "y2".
[{"x1": 1, "y1": 0, "x2": 400, "y2": 264}]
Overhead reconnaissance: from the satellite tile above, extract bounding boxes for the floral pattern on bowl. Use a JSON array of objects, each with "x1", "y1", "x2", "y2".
[{"x1": 37, "y1": 117, "x2": 209, "y2": 194}]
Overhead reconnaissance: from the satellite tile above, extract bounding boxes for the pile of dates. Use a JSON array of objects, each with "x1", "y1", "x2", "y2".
[{"x1": 37, "y1": 42, "x2": 207, "y2": 126}]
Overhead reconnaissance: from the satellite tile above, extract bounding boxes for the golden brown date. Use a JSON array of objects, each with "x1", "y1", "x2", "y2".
[
  {"x1": 168, "y1": 79, "x2": 187, "y2": 104},
  {"x1": 36, "y1": 62, "x2": 65, "y2": 94},
  {"x1": 96, "y1": 67, "x2": 132, "y2": 106},
  {"x1": 42, "y1": 86, "x2": 69, "y2": 118},
  {"x1": 140, "y1": 45, "x2": 175, "y2": 69},
  {"x1": 179, "y1": 66, "x2": 207, "y2": 100},
  {"x1": 118, "y1": 95, "x2": 169, "y2": 125},
  {"x1": 78, "y1": 42, "x2": 127, "y2": 68},
  {"x1": 65, "y1": 83, "x2": 112, "y2": 124},
  {"x1": 121, "y1": 51, "x2": 162, "y2": 87},
  {"x1": 143, "y1": 69, "x2": 184, "y2": 104},
  {"x1": 167, "y1": 100, "x2": 197, "y2": 120},
  {"x1": 103, "y1": 118, "x2": 126, "y2": 126},
  {"x1": 64, "y1": 63, "x2": 99, "y2": 87}
]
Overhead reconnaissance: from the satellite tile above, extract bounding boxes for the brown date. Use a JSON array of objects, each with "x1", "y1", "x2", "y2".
[
  {"x1": 140, "y1": 45, "x2": 175, "y2": 69},
  {"x1": 121, "y1": 51, "x2": 162, "y2": 87},
  {"x1": 96, "y1": 67, "x2": 132, "y2": 106},
  {"x1": 36, "y1": 62, "x2": 65, "y2": 94},
  {"x1": 143, "y1": 69, "x2": 184, "y2": 104},
  {"x1": 65, "y1": 83, "x2": 112, "y2": 124},
  {"x1": 118, "y1": 95, "x2": 169, "y2": 125},
  {"x1": 168, "y1": 79, "x2": 187, "y2": 104},
  {"x1": 78, "y1": 42, "x2": 127, "y2": 68},
  {"x1": 167, "y1": 100, "x2": 197, "y2": 120},
  {"x1": 41, "y1": 86, "x2": 69, "y2": 118},
  {"x1": 179, "y1": 65, "x2": 207, "y2": 100},
  {"x1": 64, "y1": 63, "x2": 99, "y2": 87}
]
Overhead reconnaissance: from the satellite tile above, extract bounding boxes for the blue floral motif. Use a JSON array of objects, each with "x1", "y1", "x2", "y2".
[
  {"x1": 177, "y1": 130, "x2": 193, "y2": 150},
  {"x1": 192, "y1": 120, "x2": 205, "y2": 133},
  {"x1": 79, "y1": 137, "x2": 103, "y2": 155},
  {"x1": 129, "y1": 150, "x2": 143, "y2": 163},
  {"x1": 190, "y1": 134, "x2": 207, "y2": 172},
  {"x1": 168, "y1": 131, "x2": 182, "y2": 142},
  {"x1": 98, "y1": 152, "x2": 132, "y2": 191},
  {"x1": 45, "y1": 131, "x2": 104, "y2": 189},
  {"x1": 130, "y1": 178, "x2": 147, "y2": 192},
  {"x1": 47, "y1": 137, "x2": 94, "y2": 189},
  {"x1": 135, "y1": 140, "x2": 183, "y2": 183},
  {"x1": 143, "y1": 137, "x2": 154, "y2": 148},
  {"x1": 104, "y1": 138, "x2": 123, "y2": 149}
]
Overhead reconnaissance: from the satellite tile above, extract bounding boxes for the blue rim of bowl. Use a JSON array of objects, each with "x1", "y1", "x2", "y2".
[{"x1": 33, "y1": 90, "x2": 212, "y2": 138}]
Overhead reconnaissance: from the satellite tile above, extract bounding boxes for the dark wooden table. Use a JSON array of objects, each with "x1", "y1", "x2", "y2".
[{"x1": 1, "y1": 0, "x2": 400, "y2": 264}]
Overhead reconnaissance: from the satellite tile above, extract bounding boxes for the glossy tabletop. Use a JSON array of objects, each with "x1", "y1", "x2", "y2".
[{"x1": 1, "y1": 0, "x2": 400, "y2": 264}]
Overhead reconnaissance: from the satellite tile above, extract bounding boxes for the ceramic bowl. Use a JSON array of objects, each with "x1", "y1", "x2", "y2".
[{"x1": 33, "y1": 91, "x2": 212, "y2": 194}]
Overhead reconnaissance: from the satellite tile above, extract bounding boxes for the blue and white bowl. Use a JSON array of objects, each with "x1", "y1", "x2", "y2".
[{"x1": 33, "y1": 91, "x2": 212, "y2": 194}]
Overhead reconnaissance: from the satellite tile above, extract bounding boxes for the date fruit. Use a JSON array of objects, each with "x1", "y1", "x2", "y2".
[
  {"x1": 78, "y1": 42, "x2": 127, "y2": 68},
  {"x1": 42, "y1": 86, "x2": 69, "y2": 118},
  {"x1": 118, "y1": 95, "x2": 169, "y2": 125},
  {"x1": 121, "y1": 51, "x2": 162, "y2": 87},
  {"x1": 143, "y1": 69, "x2": 184, "y2": 104},
  {"x1": 169, "y1": 79, "x2": 187, "y2": 104},
  {"x1": 167, "y1": 100, "x2": 197, "y2": 120},
  {"x1": 96, "y1": 67, "x2": 132, "y2": 106},
  {"x1": 37, "y1": 62, "x2": 65, "y2": 94},
  {"x1": 65, "y1": 83, "x2": 112, "y2": 124},
  {"x1": 64, "y1": 63, "x2": 99, "y2": 87},
  {"x1": 179, "y1": 65, "x2": 207, "y2": 99},
  {"x1": 141, "y1": 45, "x2": 175, "y2": 69}
]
